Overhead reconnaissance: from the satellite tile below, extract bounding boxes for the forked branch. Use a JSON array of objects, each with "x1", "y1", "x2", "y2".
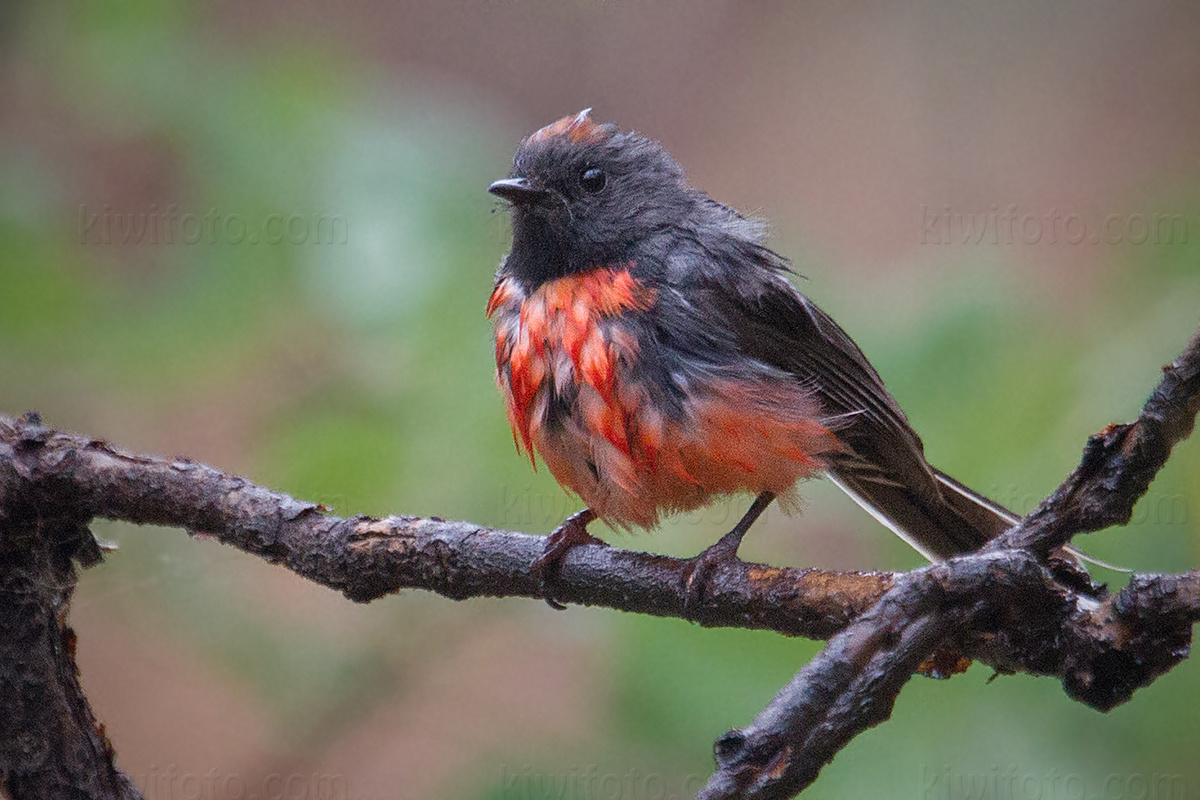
[{"x1": 1, "y1": 327, "x2": 1198, "y2": 800}]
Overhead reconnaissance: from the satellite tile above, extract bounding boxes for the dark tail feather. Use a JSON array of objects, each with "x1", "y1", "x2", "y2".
[{"x1": 825, "y1": 466, "x2": 1014, "y2": 559}]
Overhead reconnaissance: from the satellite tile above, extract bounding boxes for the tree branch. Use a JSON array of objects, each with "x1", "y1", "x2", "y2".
[
  {"x1": 0, "y1": 411, "x2": 889, "y2": 796},
  {"x1": 0, "y1": 415, "x2": 893, "y2": 637},
  {"x1": 697, "y1": 324, "x2": 1200, "y2": 799},
  {"x1": 1000, "y1": 326, "x2": 1200, "y2": 554},
  {"x1": 1, "y1": 324, "x2": 1198, "y2": 799}
]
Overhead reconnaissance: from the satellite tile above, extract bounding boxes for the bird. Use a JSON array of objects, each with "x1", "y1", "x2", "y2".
[{"x1": 485, "y1": 109, "x2": 1022, "y2": 607}]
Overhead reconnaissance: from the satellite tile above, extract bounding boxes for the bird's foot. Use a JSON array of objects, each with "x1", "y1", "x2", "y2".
[
  {"x1": 680, "y1": 528, "x2": 746, "y2": 617},
  {"x1": 679, "y1": 492, "x2": 775, "y2": 617},
  {"x1": 533, "y1": 509, "x2": 603, "y2": 610}
]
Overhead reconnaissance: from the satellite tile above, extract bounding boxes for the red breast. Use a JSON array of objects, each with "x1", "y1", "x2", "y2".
[{"x1": 489, "y1": 267, "x2": 839, "y2": 527}]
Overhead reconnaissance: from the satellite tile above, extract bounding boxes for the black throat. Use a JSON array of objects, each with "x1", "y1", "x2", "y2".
[{"x1": 505, "y1": 210, "x2": 572, "y2": 290}]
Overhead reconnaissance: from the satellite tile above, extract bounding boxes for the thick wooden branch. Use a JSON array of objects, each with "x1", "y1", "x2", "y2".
[
  {"x1": 1, "y1": 325, "x2": 1198, "y2": 800},
  {"x1": 0, "y1": 415, "x2": 892, "y2": 637},
  {"x1": 700, "y1": 549, "x2": 1200, "y2": 799},
  {"x1": 0, "y1": 411, "x2": 889, "y2": 796},
  {"x1": 698, "y1": 325, "x2": 1200, "y2": 799},
  {"x1": 0, "y1": 418, "x2": 143, "y2": 800}
]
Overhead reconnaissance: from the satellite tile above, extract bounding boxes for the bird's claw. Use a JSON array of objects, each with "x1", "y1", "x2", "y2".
[
  {"x1": 680, "y1": 533, "x2": 744, "y2": 617},
  {"x1": 533, "y1": 509, "x2": 602, "y2": 609}
]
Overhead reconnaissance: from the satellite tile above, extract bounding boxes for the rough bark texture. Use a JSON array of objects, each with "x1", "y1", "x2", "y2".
[
  {"x1": 0, "y1": 413, "x2": 142, "y2": 799},
  {"x1": 698, "y1": 326, "x2": 1200, "y2": 799},
  {"x1": 1, "y1": 327, "x2": 1198, "y2": 799}
]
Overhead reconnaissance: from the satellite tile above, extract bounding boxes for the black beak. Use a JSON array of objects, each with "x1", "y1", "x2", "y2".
[{"x1": 488, "y1": 177, "x2": 550, "y2": 204}]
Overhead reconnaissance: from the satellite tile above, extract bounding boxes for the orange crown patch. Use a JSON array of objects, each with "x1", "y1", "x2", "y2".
[{"x1": 526, "y1": 108, "x2": 609, "y2": 145}]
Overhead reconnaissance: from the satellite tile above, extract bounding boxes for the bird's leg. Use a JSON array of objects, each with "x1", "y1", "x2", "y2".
[
  {"x1": 532, "y1": 508, "x2": 604, "y2": 610},
  {"x1": 681, "y1": 492, "x2": 775, "y2": 615}
]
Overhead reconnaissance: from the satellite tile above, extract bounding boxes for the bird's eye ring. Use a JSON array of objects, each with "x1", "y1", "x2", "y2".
[{"x1": 579, "y1": 167, "x2": 607, "y2": 193}]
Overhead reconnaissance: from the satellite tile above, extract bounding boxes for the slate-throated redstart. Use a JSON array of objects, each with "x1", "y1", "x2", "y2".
[{"x1": 487, "y1": 110, "x2": 1023, "y2": 604}]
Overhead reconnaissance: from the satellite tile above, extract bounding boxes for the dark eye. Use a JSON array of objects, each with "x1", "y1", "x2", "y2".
[{"x1": 579, "y1": 167, "x2": 607, "y2": 193}]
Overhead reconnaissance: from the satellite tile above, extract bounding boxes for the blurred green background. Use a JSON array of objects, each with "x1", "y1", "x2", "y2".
[{"x1": 3, "y1": 2, "x2": 1200, "y2": 798}]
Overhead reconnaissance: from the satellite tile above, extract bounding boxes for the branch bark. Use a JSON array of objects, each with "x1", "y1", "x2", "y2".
[
  {"x1": 0, "y1": 415, "x2": 894, "y2": 636},
  {"x1": 698, "y1": 325, "x2": 1200, "y2": 799},
  {"x1": 0, "y1": 415, "x2": 142, "y2": 800},
  {"x1": 0, "y1": 327, "x2": 1198, "y2": 799}
]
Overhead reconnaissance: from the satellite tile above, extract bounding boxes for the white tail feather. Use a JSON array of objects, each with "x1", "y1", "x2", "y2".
[
  {"x1": 933, "y1": 472, "x2": 1021, "y2": 526},
  {"x1": 830, "y1": 471, "x2": 1130, "y2": 572},
  {"x1": 825, "y1": 471, "x2": 939, "y2": 561},
  {"x1": 934, "y1": 473, "x2": 1130, "y2": 572}
]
